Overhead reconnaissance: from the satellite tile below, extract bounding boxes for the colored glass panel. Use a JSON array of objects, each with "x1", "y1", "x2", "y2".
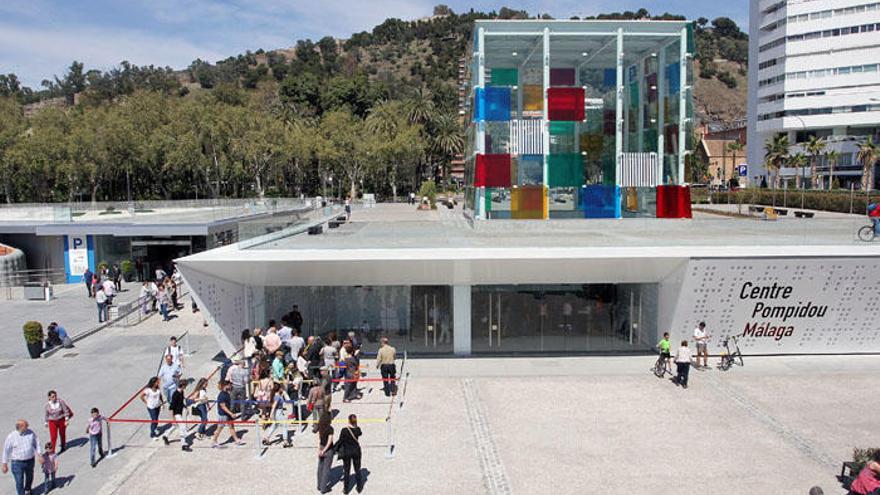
[
  {"x1": 516, "y1": 154, "x2": 544, "y2": 186},
  {"x1": 629, "y1": 82, "x2": 639, "y2": 108},
  {"x1": 550, "y1": 68, "x2": 575, "y2": 86},
  {"x1": 474, "y1": 154, "x2": 512, "y2": 188},
  {"x1": 484, "y1": 87, "x2": 511, "y2": 121},
  {"x1": 511, "y1": 186, "x2": 547, "y2": 219},
  {"x1": 656, "y1": 185, "x2": 693, "y2": 218},
  {"x1": 687, "y1": 23, "x2": 696, "y2": 55},
  {"x1": 646, "y1": 73, "x2": 658, "y2": 103},
  {"x1": 603, "y1": 69, "x2": 617, "y2": 88},
  {"x1": 523, "y1": 85, "x2": 543, "y2": 111},
  {"x1": 547, "y1": 87, "x2": 585, "y2": 121},
  {"x1": 549, "y1": 121, "x2": 575, "y2": 135},
  {"x1": 582, "y1": 185, "x2": 621, "y2": 218},
  {"x1": 666, "y1": 63, "x2": 680, "y2": 95},
  {"x1": 473, "y1": 87, "x2": 486, "y2": 122},
  {"x1": 548, "y1": 153, "x2": 583, "y2": 188},
  {"x1": 490, "y1": 68, "x2": 518, "y2": 87},
  {"x1": 621, "y1": 187, "x2": 657, "y2": 218}
]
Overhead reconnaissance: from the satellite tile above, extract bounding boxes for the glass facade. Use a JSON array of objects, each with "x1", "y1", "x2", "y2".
[
  {"x1": 464, "y1": 20, "x2": 694, "y2": 220},
  {"x1": 260, "y1": 283, "x2": 658, "y2": 355},
  {"x1": 263, "y1": 286, "x2": 453, "y2": 355},
  {"x1": 471, "y1": 284, "x2": 657, "y2": 354}
]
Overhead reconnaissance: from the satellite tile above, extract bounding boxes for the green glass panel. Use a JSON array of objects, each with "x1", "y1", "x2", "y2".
[
  {"x1": 686, "y1": 23, "x2": 696, "y2": 55},
  {"x1": 629, "y1": 82, "x2": 639, "y2": 108},
  {"x1": 601, "y1": 156, "x2": 615, "y2": 186},
  {"x1": 490, "y1": 68, "x2": 518, "y2": 87},
  {"x1": 485, "y1": 188, "x2": 492, "y2": 211},
  {"x1": 549, "y1": 121, "x2": 575, "y2": 135},
  {"x1": 548, "y1": 153, "x2": 584, "y2": 187}
]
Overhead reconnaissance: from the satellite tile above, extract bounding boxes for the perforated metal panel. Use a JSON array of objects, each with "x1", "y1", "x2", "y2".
[
  {"x1": 668, "y1": 258, "x2": 880, "y2": 354},
  {"x1": 179, "y1": 267, "x2": 247, "y2": 356}
]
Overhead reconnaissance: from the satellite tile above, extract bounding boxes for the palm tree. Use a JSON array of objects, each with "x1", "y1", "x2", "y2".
[
  {"x1": 764, "y1": 134, "x2": 789, "y2": 189},
  {"x1": 790, "y1": 153, "x2": 807, "y2": 189},
  {"x1": 404, "y1": 87, "x2": 436, "y2": 126},
  {"x1": 824, "y1": 149, "x2": 839, "y2": 190},
  {"x1": 430, "y1": 113, "x2": 464, "y2": 180},
  {"x1": 366, "y1": 100, "x2": 402, "y2": 136},
  {"x1": 857, "y1": 136, "x2": 878, "y2": 191},
  {"x1": 804, "y1": 135, "x2": 825, "y2": 190},
  {"x1": 725, "y1": 140, "x2": 744, "y2": 187}
]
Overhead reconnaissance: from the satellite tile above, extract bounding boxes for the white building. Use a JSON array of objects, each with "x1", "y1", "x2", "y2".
[{"x1": 747, "y1": 0, "x2": 880, "y2": 188}]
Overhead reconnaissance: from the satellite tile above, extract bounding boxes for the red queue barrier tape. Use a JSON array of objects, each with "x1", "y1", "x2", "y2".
[{"x1": 108, "y1": 386, "x2": 147, "y2": 421}]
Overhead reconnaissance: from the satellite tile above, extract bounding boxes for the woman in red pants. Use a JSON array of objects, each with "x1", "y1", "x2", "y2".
[{"x1": 44, "y1": 390, "x2": 74, "y2": 453}]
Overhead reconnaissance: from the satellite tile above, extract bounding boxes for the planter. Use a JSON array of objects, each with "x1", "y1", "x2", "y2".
[{"x1": 26, "y1": 341, "x2": 43, "y2": 359}]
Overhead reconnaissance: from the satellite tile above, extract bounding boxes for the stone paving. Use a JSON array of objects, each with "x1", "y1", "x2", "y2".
[
  {"x1": 99, "y1": 354, "x2": 878, "y2": 495},
  {"x1": 0, "y1": 282, "x2": 142, "y2": 361}
]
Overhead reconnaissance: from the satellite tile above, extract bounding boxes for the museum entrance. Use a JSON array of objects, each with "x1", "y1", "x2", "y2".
[{"x1": 471, "y1": 284, "x2": 657, "y2": 354}]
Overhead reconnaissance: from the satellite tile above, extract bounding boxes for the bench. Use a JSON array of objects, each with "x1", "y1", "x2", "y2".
[
  {"x1": 775, "y1": 208, "x2": 788, "y2": 216},
  {"x1": 794, "y1": 211, "x2": 815, "y2": 218},
  {"x1": 748, "y1": 205, "x2": 764, "y2": 213},
  {"x1": 336, "y1": 215, "x2": 347, "y2": 222},
  {"x1": 307, "y1": 225, "x2": 323, "y2": 235},
  {"x1": 328, "y1": 221, "x2": 342, "y2": 229}
]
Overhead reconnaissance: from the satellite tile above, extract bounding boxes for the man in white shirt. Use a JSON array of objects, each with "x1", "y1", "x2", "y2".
[
  {"x1": 288, "y1": 328, "x2": 306, "y2": 365},
  {"x1": 164, "y1": 336, "x2": 184, "y2": 367},
  {"x1": 693, "y1": 322, "x2": 709, "y2": 369},
  {"x1": 95, "y1": 287, "x2": 108, "y2": 323},
  {"x1": 2, "y1": 419, "x2": 44, "y2": 495}
]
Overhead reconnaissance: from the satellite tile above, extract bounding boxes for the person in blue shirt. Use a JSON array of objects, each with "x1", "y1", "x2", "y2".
[
  {"x1": 83, "y1": 268, "x2": 93, "y2": 297},
  {"x1": 157, "y1": 354, "x2": 181, "y2": 403}
]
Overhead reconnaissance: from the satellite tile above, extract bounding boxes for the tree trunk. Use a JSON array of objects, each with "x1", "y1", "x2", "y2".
[
  {"x1": 829, "y1": 162, "x2": 834, "y2": 190},
  {"x1": 90, "y1": 182, "x2": 99, "y2": 206}
]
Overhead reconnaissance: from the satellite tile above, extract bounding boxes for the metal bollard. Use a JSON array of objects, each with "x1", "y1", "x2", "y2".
[
  {"x1": 254, "y1": 418, "x2": 263, "y2": 459},
  {"x1": 105, "y1": 420, "x2": 116, "y2": 458}
]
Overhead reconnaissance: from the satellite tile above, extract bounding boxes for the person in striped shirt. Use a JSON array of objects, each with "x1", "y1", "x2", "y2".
[{"x1": 2, "y1": 419, "x2": 44, "y2": 495}]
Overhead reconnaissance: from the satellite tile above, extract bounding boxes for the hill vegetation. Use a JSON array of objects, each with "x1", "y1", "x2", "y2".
[{"x1": 0, "y1": 5, "x2": 748, "y2": 203}]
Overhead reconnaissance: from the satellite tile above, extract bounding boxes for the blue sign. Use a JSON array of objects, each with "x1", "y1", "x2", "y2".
[{"x1": 737, "y1": 164, "x2": 748, "y2": 177}]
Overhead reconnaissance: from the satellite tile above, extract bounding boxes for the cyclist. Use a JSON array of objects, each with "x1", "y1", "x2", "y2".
[
  {"x1": 868, "y1": 202, "x2": 880, "y2": 236},
  {"x1": 656, "y1": 332, "x2": 673, "y2": 375}
]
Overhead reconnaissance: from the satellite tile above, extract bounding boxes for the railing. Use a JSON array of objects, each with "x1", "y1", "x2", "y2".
[
  {"x1": 619, "y1": 152, "x2": 660, "y2": 187},
  {"x1": 0, "y1": 268, "x2": 67, "y2": 288},
  {"x1": 509, "y1": 119, "x2": 544, "y2": 155}
]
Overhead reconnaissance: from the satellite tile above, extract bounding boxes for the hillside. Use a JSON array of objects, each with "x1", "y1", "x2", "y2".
[{"x1": 3, "y1": 7, "x2": 748, "y2": 126}]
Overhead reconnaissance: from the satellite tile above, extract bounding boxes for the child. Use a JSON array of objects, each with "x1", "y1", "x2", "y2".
[
  {"x1": 657, "y1": 332, "x2": 673, "y2": 375},
  {"x1": 42, "y1": 442, "x2": 58, "y2": 491},
  {"x1": 86, "y1": 408, "x2": 105, "y2": 467}
]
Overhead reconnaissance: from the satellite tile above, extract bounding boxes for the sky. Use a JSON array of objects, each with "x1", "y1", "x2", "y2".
[{"x1": 0, "y1": 0, "x2": 748, "y2": 88}]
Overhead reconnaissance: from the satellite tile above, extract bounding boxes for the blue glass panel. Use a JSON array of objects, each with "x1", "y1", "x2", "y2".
[
  {"x1": 603, "y1": 69, "x2": 616, "y2": 88},
  {"x1": 484, "y1": 87, "x2": 511, "y2": 121},
  {"x1": 666, "y1": 63, "x2": 680, "y2": 95},
  {"x1": 581, "y1": 185, "x2": 621, "y2": 218}
]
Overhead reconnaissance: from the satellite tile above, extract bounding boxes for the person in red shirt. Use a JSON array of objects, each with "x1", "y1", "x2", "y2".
[
  {"x1": 868, "y1": 203, "x2": 880, "y2": 236},
  {"x1": 851, "y1": 451, "x2": 880, "y2": 495}
]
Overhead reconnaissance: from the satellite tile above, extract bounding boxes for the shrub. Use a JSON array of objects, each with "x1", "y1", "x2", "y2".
[
  {"x1": 120, "y1": 260, "x2": 134, "y2": 277},
  {"x1": 23, "y1": 321, "x2": 43, "y2": 344},
  {"x1": 97, "y1": 261, "x2": 109, "y2": 273},
  {"x1": 708, "y1": 189, "x2": 880, "y2": 214},
  {"x1": 419, "y1": 180, "x2": 437, "y2": 209},
  {"x1": 852, "y1": 447, "x2": 880, "y2": 474},
  {"x1": 717, "y1": 71, "x2": 737, "y2": 89}
]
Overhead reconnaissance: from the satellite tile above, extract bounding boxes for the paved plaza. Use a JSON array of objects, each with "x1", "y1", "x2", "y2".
[{"x1": 1, "y1": 304, "x2": 876, "y2": 495}]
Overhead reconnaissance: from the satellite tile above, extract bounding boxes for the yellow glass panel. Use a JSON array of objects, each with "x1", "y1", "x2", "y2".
[{"x1": 523, "y1": 85, "x2": 543, "y2": 112}]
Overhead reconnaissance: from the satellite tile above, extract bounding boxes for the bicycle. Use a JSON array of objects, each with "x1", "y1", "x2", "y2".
[
  {"x1": 858, "y1": 224, "x2": 877, "y2": 242},
  {"x1": 652, "y1": 351, "x2": 670, "y2": 377},
  {"x1": 718, "y1": 335, "x2": 744, "y2": 371}
]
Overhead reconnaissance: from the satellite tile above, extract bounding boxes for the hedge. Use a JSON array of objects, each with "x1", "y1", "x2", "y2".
[{"x1": 697, "y1": 189, "x2": 880, "y2": 215}]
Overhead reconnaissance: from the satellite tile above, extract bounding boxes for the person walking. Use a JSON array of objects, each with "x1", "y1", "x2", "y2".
[
  {"x1": 157, "y1": 354, "x2": 181, "y2": 403},
  {"x1": 164, "y1": 336, "x2": 184, "y2": 368},
  {"x1": 140, "y1": 377, "x2": 164, "y2": 439},
  {"x1": 95, "y1": 286, "x2": 108, "y2": 323},
  {"x1": 157, "y1": 285, "x2": 170, "y2": 322},
  {"x1": 307, "y1": 379, "x2": 326, "y2": 433},
  {"x1": 85, "y1": 408, "x2": 105, "y2": 467},
  {"x1": 43, "y1": 391, "x2": 73, "y2": 453},
  {"x1": 83, "y1": 268, "x2": 93, "y2": 298},
  {"x1": 139, "y1": 281, "x2": 152, "y2": 315},
  {"x1": 674, "y1": 340, "x2": 693, "y2": 389},
  {"x1": 335, "y1": 414, "x2": 363, "y2": 494},
  {"x1": 211, "y1": 380, "x2": 244, "y2": 448},
  {"x1": 162, "y1": 380, "x2": 190, "y2": 451},
  {"x1": 1, "y1": 419, "x2": 44, "y2": 495},
  {"x1": 111, "y1": 264, "x2": 122, "y2": 292},
  {"x1": 263, "y1": 383, "x2": 292, "y2": 448},
  {"x1": 228, "y1": 357, "x2": 249, "y2": 415},
  {"x1": 342, "y1": 348, "x2": 361, "y2": 403},
  {"x1": 191, "y1": 378, "x2": 210, "y2": 441},
  {"x1": 376, "y1": 338, "x2": 397, "y2": 397},
  {"x1": 40, "y1": 442, "x2": 57, "y2": 492},
  {"x1": 315, "y1": 412, "x2": 335, "y2": 494},
  {"x1": 693, "y1": 322, "x2": 709, "y2": 369}
]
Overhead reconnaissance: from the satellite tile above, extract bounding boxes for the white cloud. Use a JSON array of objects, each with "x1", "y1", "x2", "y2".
[{"x1": 0, "y1": 23, "x2": 227, "y2": 87}]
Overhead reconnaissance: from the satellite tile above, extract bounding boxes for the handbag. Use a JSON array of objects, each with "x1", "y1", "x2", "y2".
[{"x1": 190, "y1": 405, "x2": 199, "y2": 416}]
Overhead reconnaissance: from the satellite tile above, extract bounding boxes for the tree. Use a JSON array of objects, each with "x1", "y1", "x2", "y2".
[
  {"x1": 857, "y1": 136, "x2": 878, "y2": 192},
  {"x1": 0, "y1": 97, "x2": 27, "y2": 202},
  {"x1": 789, "y1": 153, "x2": 806, "y2": 189},
  {"x1": 825, "y1": 149, "x2": 839, "y2": 191},
  {"x1": 430, "y1": 113, "x2": 463, "y2": 180},
  {"x1": 764, "y1": 134, "x2": 789, "y2": 189},
  {"x1": 725, "y1": 140, "x2": 743, "y2": 188},
  {"x1": 804, "y1": 136, "x2": 825, "y2": 190}
]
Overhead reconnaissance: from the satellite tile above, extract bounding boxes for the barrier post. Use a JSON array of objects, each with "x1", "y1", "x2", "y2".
[
  {"x1": 184, "y1": 332, "x2": 192, "y2": 357},
  {"x1": 254, "y1": 418, "x2": 263, "y2": 459},
  {"x1": 105, "y1": 419, "x2": 115, "y2": 458},
  {"x1": 384, "y1": 418, "x2": 394, "y2": 460}
]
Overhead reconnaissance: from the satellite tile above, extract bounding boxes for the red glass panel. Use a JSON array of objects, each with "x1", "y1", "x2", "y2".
[
  {"x1": 550, "y1": 68, "x2": 575, "y2": 86},
  {"x1": 656, "y1": 185, "x2": 693, "y2": 218},
  {"x1": 474, "y1": 154, "x2": 512, "y2": 188},
  {"x1": 547, "y1": 87, "x2": 585, "y2": 121}
]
